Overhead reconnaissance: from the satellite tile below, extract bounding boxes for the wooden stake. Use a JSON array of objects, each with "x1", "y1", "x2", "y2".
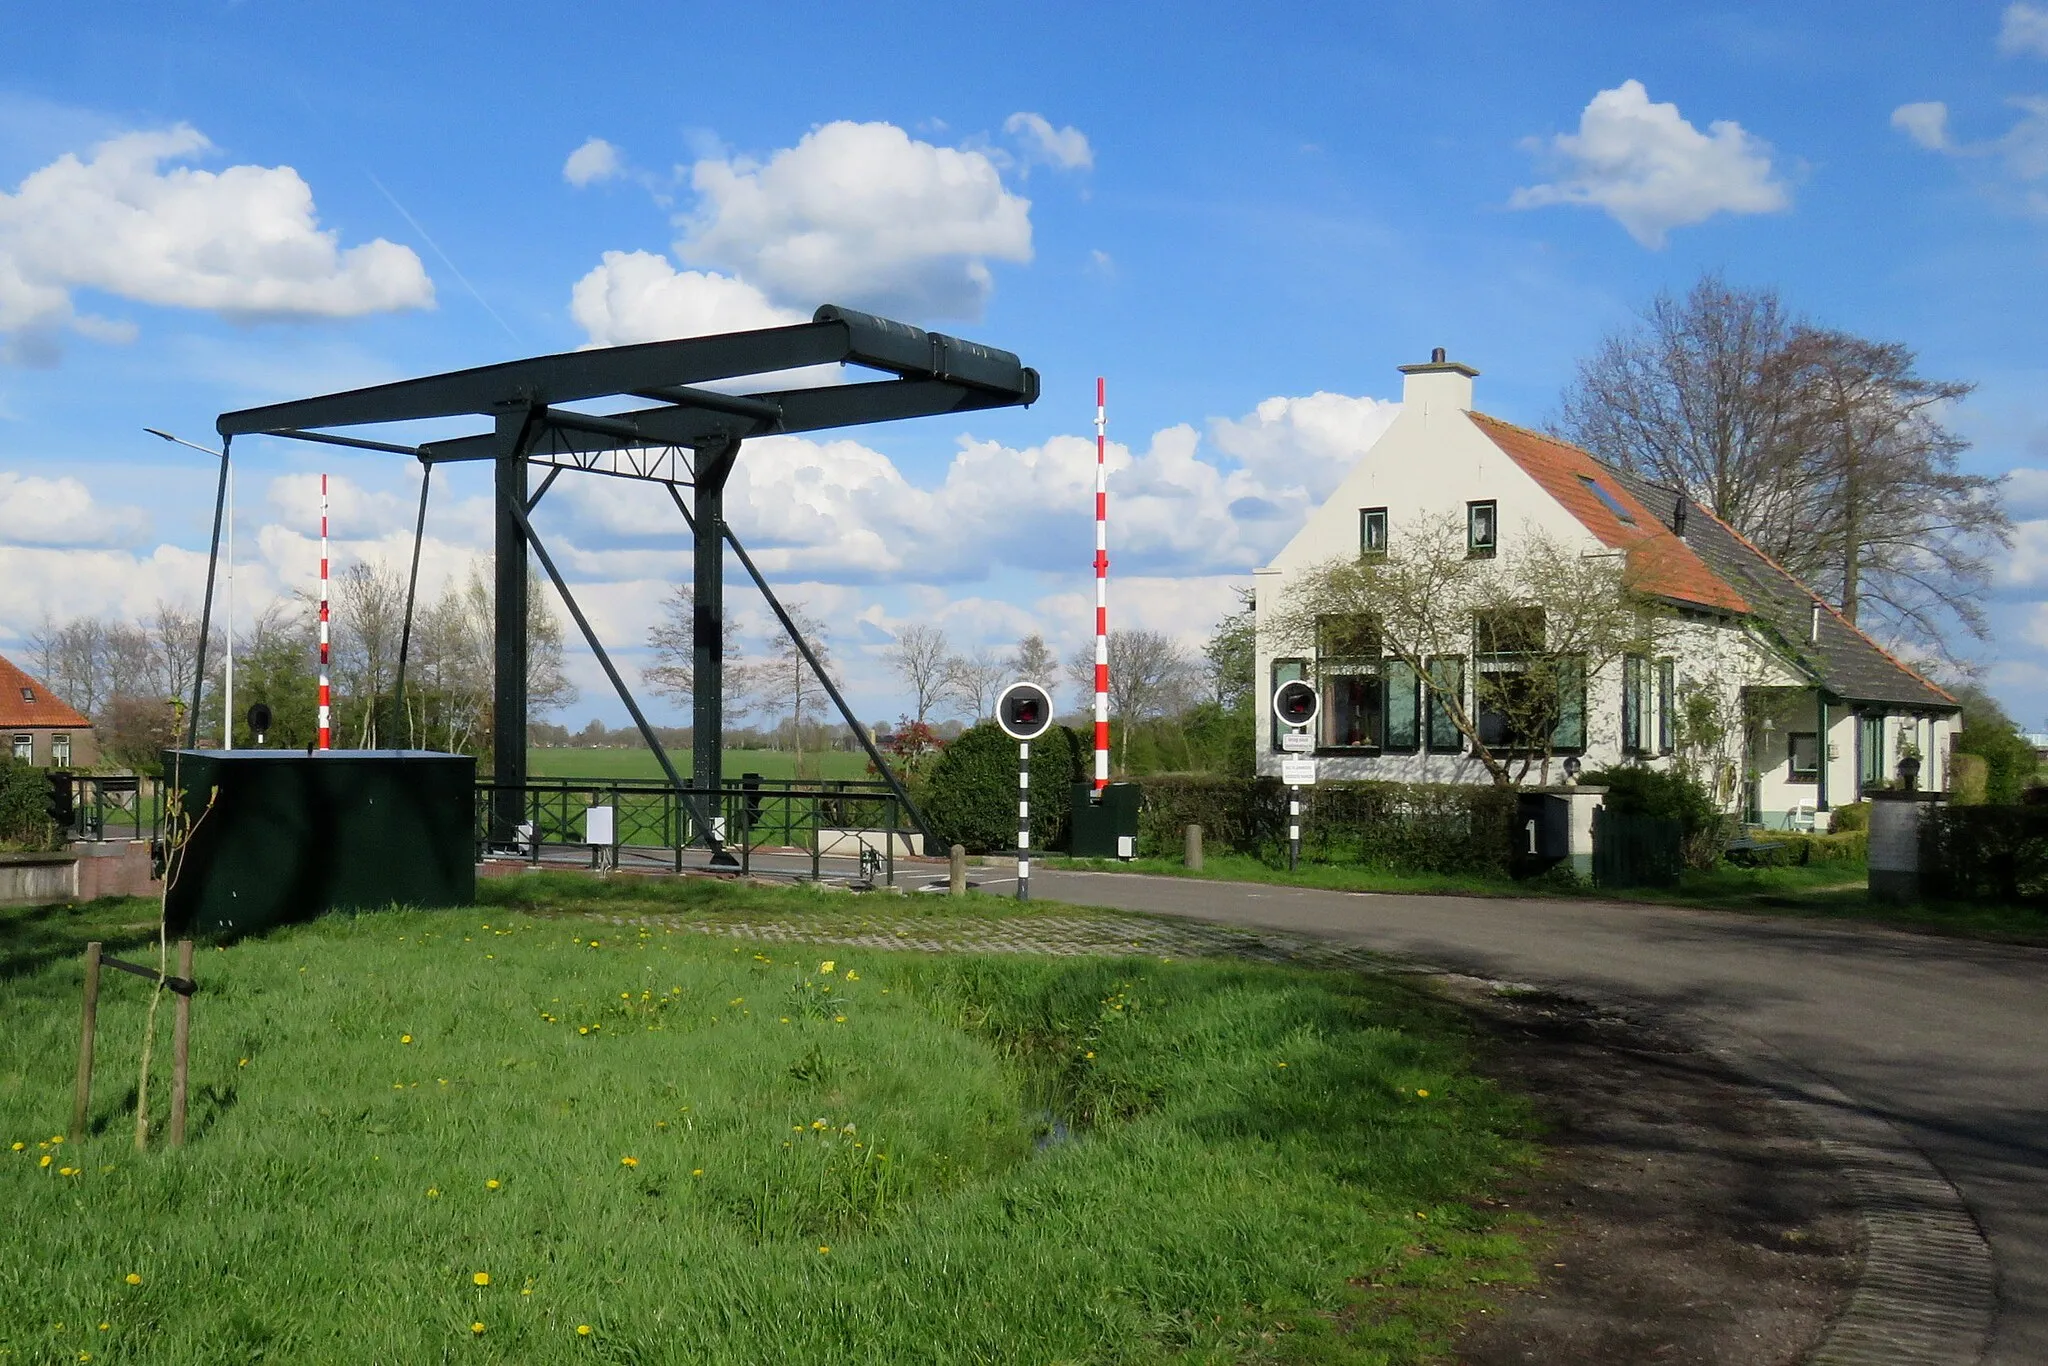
[
  {"x1": 71, "y1": 942, "x2": 102, "y2": 1143},
  {"x1": 169, "y1": 940, "x2": 193, "y2": 1148}
]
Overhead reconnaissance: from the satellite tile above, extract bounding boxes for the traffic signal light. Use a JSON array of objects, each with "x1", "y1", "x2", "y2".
[
  {"x1": 996, "y1": 682, "x2": 1055, "y2": 741},
  {"x1": 45, "y1": 771, "x2": 73, "y2": 830},
  {"x1": 1273, "y1": 679, "x2": 1319, "y2": 728}
]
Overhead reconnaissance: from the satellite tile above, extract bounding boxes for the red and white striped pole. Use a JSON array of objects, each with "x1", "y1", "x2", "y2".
[
  {"x1": 1092, "y1": 377, "x2": 1110, "y2": 793},
  {"x1": 317, "y1": 473, "x2": 331, "y2": 751}
]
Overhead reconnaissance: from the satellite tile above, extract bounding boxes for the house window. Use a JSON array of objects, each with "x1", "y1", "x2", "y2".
[
  {"x1": 1473, "y1": 609, "x2": 1579, "y2": 752},
  {"x1": 1657, "y1": 659, "x2": 1675, "y2": 755},
  {"x1": 18, "y1": 687, "x2": 32, "y2": 703},
  {"x1": 1270, "y1": 658, "x2": 1308, "y2": 752},
  {"x1": 51, "y1": 733, "x2": 70, "y2": 767},
  {"x1": 1426, "y1": 657, "x2": 1465, "y2": 753},
  {"x1": 1383, "y1": 659, "x2": 1420, "y2": 752},
  {"x1": 1467, "y1": 500, "x2": 1497, "y2": 558},
  {"x1": 1577, "y1": 475, "x2": 1636, "y2": 525},
  {"x1": 1788, "y1": 732, "x2": 1820, "y2": 781},
  {"x1": 1622, "y1": 655, "x2": 1654, "y2": 755},
  {"x1": 1359, "y1": 507, "x2": 1388, "y2": 560},
  {"x1": 1317, "y1": 615, "x2": 1382, "y2": 750},
  {"x1": 1858, "y1": 713, "x2": 1884, "y2": 791},
  {"x1": 10, "y1": 734, "x2": 30, "y2": 763}
]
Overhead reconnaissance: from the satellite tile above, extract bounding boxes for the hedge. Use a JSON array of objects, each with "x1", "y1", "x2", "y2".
[
  {"x1": 1766, "y1": 830, "x2": 1868, "y2": 866},
  {"x1": 1921, "y1": 805, "x2": 2048, "y2": 906},
  {"x1": 0, "y1": 759, "x2": 54, "y2": 850},
  {"x1": 1131, "y1": 775, "x2": 1518, "y2": 878},
  {"x1": 922, "y1": 723, "x2": 1088, "y2": 854}
]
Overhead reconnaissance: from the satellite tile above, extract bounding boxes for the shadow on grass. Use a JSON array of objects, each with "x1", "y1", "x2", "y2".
[{"x1": 0, "y1": 895, "x2": 162, "y2": 984}]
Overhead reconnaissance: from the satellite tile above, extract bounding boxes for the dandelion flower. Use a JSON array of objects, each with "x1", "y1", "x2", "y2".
[
  {"x1": 238, "y1": 1058, "x2": 249, "y2": 1068},
  {"x1": 1416, "y1": 1089, "x2": 1429, "y2": 1098},
  {"x1": 817, "y1": 1245, "x2": 830, "y2": 1254},
  {"x1": 578, "y1": 1026, "x2": 590, "y2": 1035},
  {"x1": 834, "y1": 1016, "x2": 846, "y2": 1023},
  {"x1": 124, "y1": 1274, "x2": 141, "y2": 1286},
  {"x1": 577, "y1": 1324, "x2": 592, "y2": 1336},
  {"x1": 820, "y1": 961, "x2": 835, "y2": 974},
  {"x1": 98, "y1": 1323, "x2": 108, "y2": 1331},
  {"x1": 472, "y1": 1322, "x2": 486, "y2": 1335},
  {"x1": 1277, "y1": 1062, "x2": 1288, "y2": 1069},
  {"x1": 400, "y1": 1034, "x2": 413, "y2": 1044},
  {"x1": 427, "y1": 1188, "x2": 441, "y2": 1198},
  {"x1": 691, "y1": 1168, "x2": 704, "y2": 1177},
  {"x1": 485, "y1": 1179, "x2": 500, "y2": 1190},
  {"x1": 844, "y1": 970, "x2": 859, "y2": 982},
  {"x1": 59, "y1": 1166, "x2": 77, "y2": 1176},
  {"x1": 473, "y1": 1272, "x2": 491, "y2": 1286},
  {"x1": 12, "y1": 1141, "x2": 24, "y2": 1151},
  {"x1": 620, "y1": 1156, "x2": 639, "y2": 1168},
  {"x1": 39, "y1": 1154, "x2": 52, "y2": 1168}
]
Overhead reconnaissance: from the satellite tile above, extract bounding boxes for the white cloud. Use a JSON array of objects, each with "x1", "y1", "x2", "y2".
[
  {"x1": 1511, "y1": 80, "x2": 1790, "y2": 247},
  {"x1": 1893, "y1": 95, "x2": 2048, "y2": 214},
  {"x1": 569, "y1": 249, "x2": 803, "y2": 346},
  {"x1": 2001, "y1": 518, "x2": 2048, "y2": 588},
  {"x1": 2004, "y1": 467, "x2": 2048, "y2": 519},
  {"x1": 0, "y1": 472, "x2": 149, "y2": 547},
  {"x1": 0, "y1": 124, "x2": 433, "y2": 361},
  {"x1": 676, "y1": 120, "x2": 1033, "y2": 319},
  {"x1": 2002, "y1": 3, "x2": 2048, "y2": 56},
  {"x1": 1004, "y1": 113, "x2": 1093, "y2": 172},
  {"x1": 1891, "y1": 101, "x2": 1952, "y2": 151},
  {"x1": 563, "y1": 137, "x2": 623, "y2": 188}
]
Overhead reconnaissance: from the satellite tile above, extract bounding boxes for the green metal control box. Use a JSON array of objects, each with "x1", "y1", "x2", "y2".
[
  {"x1": 162, "y1": 750, "x2": 476, "y2": 935},
  {"x1": 1069, "y1": 781, "x2": 1141, "y2": 859}
]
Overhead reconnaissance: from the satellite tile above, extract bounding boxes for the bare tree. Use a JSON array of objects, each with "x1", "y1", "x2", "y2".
[
  {"x1": 946, "y1": 648, "x2": 1007, "y2": 721},
  {"x1": 1774, "y1": 328, "x2": 2005, "y2": 649},
  {"x1": 1066, "y1": 628, "x2": 1196, "y2": 770},
  {"x1": 643, "y1": 582, "x2": 766, "y2": 722},
  {"x1": 1270, "y1": 513, "x2": 1653, "y2": 786},
  {"x1": 766, "y1": 601, "x2": 836, "y2": 778},
  {"x1": 1557, "y1": 273, "x2": 1805, "y2": 547},
  {"x1": 1006, "y1": 633, "x2": 1060, "y2": 691},
  {"x1": 883, "y1": 623, "x2": 956, "y2": 725},
  {"x1": 145, "y1": 602, "x2": 204, "y2": 704},
  {"x1": 1558, "y1": 271, "x2": 2006, "y2": 658},
  {"x1": 332, "y1": 561, "x2": 407, "y2": 746}
]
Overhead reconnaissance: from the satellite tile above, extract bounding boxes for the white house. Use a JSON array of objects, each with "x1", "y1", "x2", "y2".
[{"x1": 1253, "y1": 350, "x2": 1961, "y2": 832}]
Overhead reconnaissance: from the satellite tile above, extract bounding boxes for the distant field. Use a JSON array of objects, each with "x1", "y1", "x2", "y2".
[{"x1": 527, "y1": 748, "x2": 873, "y2": 782}]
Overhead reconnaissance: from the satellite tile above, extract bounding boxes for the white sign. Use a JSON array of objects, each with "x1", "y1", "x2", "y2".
[
  {"x1": 585, "y1": 804, "x2": 615, "y2": 845},
  {"x1": 1280, "y1": 757, "x2": 1318, "y2": 787},
  {"x1": 1280, "y1": 730, "x2": 1313, "y2": 753}
]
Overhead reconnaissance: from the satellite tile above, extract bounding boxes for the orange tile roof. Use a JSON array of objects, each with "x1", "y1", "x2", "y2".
[
  {"x1": 1467, "y1": 412, "x2": 1751, "y2": 615},
  {"x1": 0, "y1": 654, "x2": 91, "y2": 730}
]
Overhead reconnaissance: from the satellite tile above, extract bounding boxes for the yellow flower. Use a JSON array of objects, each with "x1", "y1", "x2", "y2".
[
  {"x1": 834, "y1": 1016, "x2": 846, "y2": 1023},
  {"x1": 577, "y1": 1324, "x2": 593, "y2": 1336},
  {"x1": 426, "y1": 1188, "x2": 440, "y2": 1198},
  {"x1": 1277, "y1": 1062, "x2": 1288, "y2": 1069},
  {"x1": 59, "y1": 1166, "x2": 77, "y2": 1176},
  {"x1": 471, "y1": 1322, "x2": 486, "y2": 1335},
  {"x1": 400, "y1": 1034, "x2": 413, "y2": 1044},
  {"x1": 238, "y1": 1058, "x2": 249, "y2": 1068},
  {"x1": 11, "y1": 1141, "x2": 23, "y2": 1151},
  {"x1": 98, "y1": 1322, "x2": 108, "y2": 1331},
  {"x1": 1084, "y1": 1051, "x2": 1095, "y2": 1060},
  {"x1": 691, "y1": 1168, "x2": 704, "y2": 1177},
  {"x1": 485, "y1": 1179, "x2": 500, "y2": 1189},
  {"x1": 578, "y1": 1026, "x2": 590, "y2": 1035},
  {"x1": 79, "y1": 1354, "x2": 91, "y2": 1363},
  {"x1": 817, "y1": 1245, "x2": 830, "y2": 1254},
  {"x1": 819, "y1": 961, "x2": 835, "y2": 974},
  {"x1": 1416, "y1": 1089, "x2": 1430, "y2": 1098},
  {"x1": 811, "y1": 1119, "x2": 827, "y2": 1130},
  {"x1": 39, "y1": 1154, "x2": 52, "y2": 1168},
  {"x1": 473, "y1": 1272, "x2": 490, "y2": 1286},
  {"x1": 620, "y1": 1156, "x2": 638, "y2": 1168},
  {"x1": 124, "y1": 1273, "x2": 141, "y2": 1286},
  {"x1": 843, "y1": 970, "x2": 859, "y2": 982}
]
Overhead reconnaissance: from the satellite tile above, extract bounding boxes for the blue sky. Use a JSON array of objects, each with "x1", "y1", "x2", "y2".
[{"x1": 3, "y1": 1, "x2": 2046, "y2": 730}]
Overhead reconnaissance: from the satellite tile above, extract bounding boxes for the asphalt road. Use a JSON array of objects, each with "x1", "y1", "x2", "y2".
[{"x1": 1006, "y1": 868, "x2": 2048, "y2": 1366}]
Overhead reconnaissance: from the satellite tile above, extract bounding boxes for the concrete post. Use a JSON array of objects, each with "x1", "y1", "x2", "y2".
[
  {"x1": 949, "y1": 844, "x2": 966, "y2": 896},
  {"x1": 1184, "y1": 823, "x2": 1203, "y2": 871}
]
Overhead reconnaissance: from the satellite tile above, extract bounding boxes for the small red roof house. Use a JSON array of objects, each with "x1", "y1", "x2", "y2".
[
  {"x1": 0, "y1": 653, "x2": 96, "y2": 768},
  {"x1": 1253, "y1": 350, "x2": 1958, "y2": 832}
]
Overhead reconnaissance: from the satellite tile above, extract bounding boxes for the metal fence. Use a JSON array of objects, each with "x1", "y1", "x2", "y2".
[
  {"x1": 1591, "y1": 807, "x2": 1683, "y2": 889},
  {"x1": 50, "y1": 773, "x2": 159, "y2": 844},
  {"x1": 474, "y1": 775, "x2": 915, "y2": 886}
]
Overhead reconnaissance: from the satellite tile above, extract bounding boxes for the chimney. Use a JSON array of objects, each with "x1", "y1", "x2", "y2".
[
  {"x1": 1671, "y1": 494, "x2": 1688, "y2": 536},
  {"x1": 1397, "y1": 347, "x2": 1478, "y2": 417}
]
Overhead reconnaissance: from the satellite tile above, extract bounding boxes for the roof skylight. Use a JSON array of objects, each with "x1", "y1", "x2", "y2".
[{"x1": 1578, "y1": 475, "x2": 1636, "y2": 525}]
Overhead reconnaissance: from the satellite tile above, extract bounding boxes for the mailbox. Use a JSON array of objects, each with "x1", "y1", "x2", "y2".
[{"x1": 1515, "y1": 791, "x2": 1571, "y2": 867}]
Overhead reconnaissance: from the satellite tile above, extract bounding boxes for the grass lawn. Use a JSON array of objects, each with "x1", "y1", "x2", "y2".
[
  {"x1": 1, "y1": 883, "x2": 1535, "y2": 1364},
  {"x1": 527, "y1": 748, "x2": 874, "y2": 783},
  {"x1": 1045, "y1": 852, "x2": 2048, "y2": 944}
]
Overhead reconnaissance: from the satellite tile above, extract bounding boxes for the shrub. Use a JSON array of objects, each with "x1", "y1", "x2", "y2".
[
  {"x1": 922, "y1": 723, "x2": 1087, "y2": 854},
  {"x1": 1132, "y1": 775, "x2": 1517, "y2": 878},
  {"x1": 1771, "y1": 831, "x2": 1868, "y2": 866},
  {"x1": 1577, "y1": 765, "x2": 1722, "y2": 869},
  {"x1": 1828, "y1": 801, "x2": 1870, "y2": 833},
  {"x1": 0, "y1": 759, "x2": 56, "y2": 850},
  {"x1": 1921, "y1": 805, "x2": 2048, "y2": 907}
]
